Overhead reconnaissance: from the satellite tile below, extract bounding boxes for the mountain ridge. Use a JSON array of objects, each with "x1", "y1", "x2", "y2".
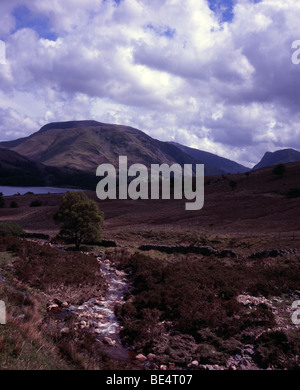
[
  {"x1": 1, "y1": 121, "x2": 300, "y2": 179},
  {"x1": 0, "y1": 121, "x2": 218, "y2": 175},
  {"x1": 169, "y1": 141, "x2": 249, "y2": 174}
]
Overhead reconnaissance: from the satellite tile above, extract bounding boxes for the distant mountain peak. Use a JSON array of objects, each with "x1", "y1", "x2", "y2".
[
  {"x1": 252, "y1": 148, "x2": 300, "y2": 170},
  {"x1": 39, "y1": 120, "x2": 104, "y2": 132}
]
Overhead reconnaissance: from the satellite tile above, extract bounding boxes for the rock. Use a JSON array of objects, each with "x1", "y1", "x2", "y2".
[
  {"x1": 62, "y1": 301, "x2": 68, "y2": 307},
  {"x1": 187, "y1": 360, "x2": 199, "y2": 368},
  {"x1": 244, "y1": 346, "x2": 254, "y2": 355},
  {"x1": 160, "y1": 365, "x2": 167, "y2": 370},
  {"x1": 61, "y1": 327, "x2": 70, "y2": 335},
  {"x1": 147, "y1": 353, "x2": 157, "y2": 362},
  {"x1": 80, "y1": 320, "x2": 87, "y2": 329},
  {"x1": 149, "y1": 363, "x2": 159, "y2": 370},
  {"x1": 94, "y1": 328, "x2": 101, "y2": 334},
  {"x1": 135, "y1": 353, "x2": 147, "y2": 362},
  {"x1": 103, "y1": 337, "x2": 114, "y2": 346},
  {"x1": 47, "y1": 303, "x2": 59, "y2": 311}
]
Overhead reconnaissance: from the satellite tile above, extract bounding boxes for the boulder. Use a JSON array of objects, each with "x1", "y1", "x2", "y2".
[
  {"x1": 147, "y1": 353, "x2": 157, "y2": 362},
  {"x1": 135, "y1": 353, "x2": 147, "y2": 362},
  {"x1": 187, "y1": 360, "x2": 199, "y2": 368},
  {"x1": 103, "y1": 336, "x2": 115, "y2": 346}
]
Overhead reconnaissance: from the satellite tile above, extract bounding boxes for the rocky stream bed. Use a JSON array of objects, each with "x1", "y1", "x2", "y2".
[{"x1": 46, "y1": 245, "x2": 300, "y2": 370}]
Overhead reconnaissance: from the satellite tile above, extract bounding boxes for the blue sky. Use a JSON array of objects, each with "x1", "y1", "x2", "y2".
[
  {"x1": 12, "y1": 0, "x2": 242, "y2": 38},
  {"x1": 0, "y1": 0, "x2": 300, "y2": 167},
  {"x1": 13, "y1": 5, "x2": 57, "y2": 40},
  {"x1": 208, "y1": 0, "x2": 236, "y2": 22}
]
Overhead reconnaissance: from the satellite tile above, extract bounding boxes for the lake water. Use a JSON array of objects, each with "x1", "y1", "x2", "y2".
[{"x1": 0, "y1": 186, "x2": 79, "y2": 196}]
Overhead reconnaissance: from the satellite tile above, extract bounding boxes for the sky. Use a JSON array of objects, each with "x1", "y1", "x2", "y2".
[{"x1": 0, "y1": 0, "x2": 300, "y2": 167}]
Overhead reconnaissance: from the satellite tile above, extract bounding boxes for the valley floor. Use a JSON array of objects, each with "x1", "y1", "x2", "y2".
[{"x1": 0, "y1": 165, "x2": 300, "y2": 370}]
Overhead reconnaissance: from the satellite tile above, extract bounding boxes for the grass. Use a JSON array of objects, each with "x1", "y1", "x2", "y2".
[{"x1": 0, "y1": 236, "x2": 134, "y2": 370}]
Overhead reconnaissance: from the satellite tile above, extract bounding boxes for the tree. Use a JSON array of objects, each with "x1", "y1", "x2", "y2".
[{"x1": 54, "y1": 191, "x2": 104, "y2": 250}]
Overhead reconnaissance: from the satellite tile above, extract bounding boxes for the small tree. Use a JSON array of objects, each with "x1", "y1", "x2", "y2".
[{"x1": 54, "y1": 191, "x2": 104, "y2": 250}]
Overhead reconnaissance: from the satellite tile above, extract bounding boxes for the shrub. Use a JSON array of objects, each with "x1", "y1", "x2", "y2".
[
  {"x1": 272, "y1": 164, "x2": 286, "y2": 176},
  {"x1": 253, "y1": 331, "x2": 291, "y2": 369},
  {"x1": 10, "y1": 201, "x2": 18, "y2": 208},
  {"x1": 0, "y1": 222, "x2": 25, "y2": 237},
  {"x1": 229, "y1": 180, "x2": 237, "y2": 190}
]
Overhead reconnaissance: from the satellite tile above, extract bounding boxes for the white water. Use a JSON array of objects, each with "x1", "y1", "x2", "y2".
[{"x1": 69, "y1": 258, "x2": 132, "y2": 361}]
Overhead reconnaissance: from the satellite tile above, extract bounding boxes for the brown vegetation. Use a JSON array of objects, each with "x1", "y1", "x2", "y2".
[
  {"x1": 108, "y1": 248, "x2": 300, "y2": 369},
  {"x1": 0, "y1": 237, "x2": 134, "y2": 369}
]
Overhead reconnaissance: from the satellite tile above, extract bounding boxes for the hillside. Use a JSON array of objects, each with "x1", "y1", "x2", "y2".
[
  {"x1": 0, "y1": 121, "x2": 232, "y2": 176},
  {"x1": 253, "y1": 148, "x2": 300, "y2": 170},
  {"x1": 2, "y1": 161, "x2": 300, "y2": 238},
  {"x1": 0, "y1": 147, "x2": 97, "y2": 189},
  {"x1": 0, "y1": 121, "x2": 197, "y2": 171},
  {"x1": 1, "y1": 121, "x2": 300, "y2": 181}
]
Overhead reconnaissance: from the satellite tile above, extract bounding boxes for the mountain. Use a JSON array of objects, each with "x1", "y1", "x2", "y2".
[
  {"x1": 0, "y1": 147, "x2": 97, "y2": 189},
  {"x1": 0, "y1": 120, "x2": 220, "y2": 175},
  {"x1": 252, "y1": 148, "x2": 300, "y2": 170},
  {"x1": 169, "y1": 142, "x2": 250, "y2": 174}
]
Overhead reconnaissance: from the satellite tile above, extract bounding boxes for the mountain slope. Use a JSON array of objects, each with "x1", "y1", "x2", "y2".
[
  {"x1": 0, "y1": 121, "x2": 218, "y2": 175},
  {"x1": 0, "y1": 147, "x2": 97, "y2": 189},
  {"x1": 170, "y1": 142, "x2": 250, "y2": 174},
  {"x1": 252, "y1": 148, "x2": 300, "y2": 170}
]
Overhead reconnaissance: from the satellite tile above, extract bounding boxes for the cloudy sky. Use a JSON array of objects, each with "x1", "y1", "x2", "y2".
[{"x1": 0, "y1": 0, "x2": 300, "y2": 167}]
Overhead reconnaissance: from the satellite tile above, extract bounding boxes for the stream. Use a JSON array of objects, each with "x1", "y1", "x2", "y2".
[{"x1": 67, "y1": 256, "x2": 136, "y2": 363}]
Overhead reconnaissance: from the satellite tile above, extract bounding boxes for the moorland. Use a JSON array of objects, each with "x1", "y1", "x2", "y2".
[{"x1": 0, "y1": 161, "x2": 300, "y2": 370}]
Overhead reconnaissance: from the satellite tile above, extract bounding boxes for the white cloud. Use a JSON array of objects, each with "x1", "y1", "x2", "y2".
[{"x1": 0, "y1": 0, "x2": 300, "y2": 166}]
